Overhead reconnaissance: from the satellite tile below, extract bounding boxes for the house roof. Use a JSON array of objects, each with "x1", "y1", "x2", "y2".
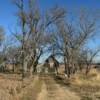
[{"x1": 44, "y1": 55, "x2": 59, "y2": 64}]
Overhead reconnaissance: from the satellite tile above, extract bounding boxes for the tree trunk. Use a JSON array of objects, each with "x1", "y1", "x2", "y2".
[
  {"x1": 64, "y1": 56, "x2": 67, "y2": 74},
  {"x1": 64, "y1": 56, "x2": 70, "y2": 78},
  {"x1": 67, "y1": 65, "x2": 71, "y2": 78},
  {"x1": 33, "y1": 60, "x2": 38, "y2": 73},
  {"x1": 86, "y1": 64, "x2": 90, "y2": 75},
  {"x1": 12, "y1": 63, "x2": 15, "y2": 73}
]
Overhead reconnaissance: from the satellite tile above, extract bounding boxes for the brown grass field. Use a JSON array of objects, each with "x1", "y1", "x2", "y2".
[{"x1": 0, "y1": 68, "x2": 100, "y2": 100}]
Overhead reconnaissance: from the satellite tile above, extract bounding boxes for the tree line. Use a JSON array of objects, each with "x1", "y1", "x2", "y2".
[{"x1": 0, "y1": 0, "x2": 100, "y2": 79}]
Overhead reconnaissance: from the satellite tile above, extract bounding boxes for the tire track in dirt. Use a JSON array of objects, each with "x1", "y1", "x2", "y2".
[
  {"x1": 38, "y1": 75, "x2": 80, "y2": 100},
  {"x1": 19, "y1": 75, "x2": 43, "y2": 100}
]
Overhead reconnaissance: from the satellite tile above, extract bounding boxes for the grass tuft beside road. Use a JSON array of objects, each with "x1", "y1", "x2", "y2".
[{"x1": 20, "y1": 75, "x2": 43, "y2": 100}]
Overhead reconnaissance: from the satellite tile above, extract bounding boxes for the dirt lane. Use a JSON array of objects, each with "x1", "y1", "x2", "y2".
[
  {"x1": 19, "y1": 75, "x2": 43, "y2": 100},
  {"x1": 19, "y1": 75, "x2": 80, "y2": 100},
  {"x1": 38, "y1": 75, "x2": 80, "y2": 100}
]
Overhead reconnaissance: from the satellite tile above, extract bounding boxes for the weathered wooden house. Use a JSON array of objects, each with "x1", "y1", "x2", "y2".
[{"x1": 41, "y1": 55, "x2": 59, "y2": 74}]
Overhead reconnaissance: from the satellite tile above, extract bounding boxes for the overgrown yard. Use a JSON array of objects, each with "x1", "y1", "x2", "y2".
[
  {"x1": 0, "y1": 69, "x2": 100, "y2": 100},
  {"x1": 0, "y1": 0, "x2": 100, "y2": 100},
  {"x1": 54, "y1": 69, "x2": 100, "y2": 100}
]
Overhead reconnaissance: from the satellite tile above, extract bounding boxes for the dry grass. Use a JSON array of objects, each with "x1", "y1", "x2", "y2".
[
  {"x1": 0, "y1": 74, "x2": 22, "y2": 100},
  {"x1": 67, "y1": 68, "x2": 100, "y2": 100},
  {"x1": 0, "y1": 68, "x2": 100, "y2": 100},
  {"x1": 70, "y1": 69, "x2": 100, "y2": 86},
  {"x1": 54, "y1": 68, "x2": 100, "y2": 100},
  {"x1": 0, "y1": 74, "x2": 35, "y2": 100},
  {"x1": 0, "y1": 74, "x2": 43, "y2": 100},
  {"x1": 39, "y1": 75, "x2": 80, "y2": 100},
  {"x1": 19, "y1": 75, "x2": 43, "y2": 100}
]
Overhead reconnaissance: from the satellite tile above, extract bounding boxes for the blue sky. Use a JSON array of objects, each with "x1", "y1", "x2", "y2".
[
  {"x1": 0, "y1": 0, "x2": 100, "y2": 35},
  {"x1": 0, "y1": 0, "x2": 100, "y2": 62}
]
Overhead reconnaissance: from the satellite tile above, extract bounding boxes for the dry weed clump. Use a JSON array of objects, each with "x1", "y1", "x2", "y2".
[
  {"x1": 69, "y1": 69, "x2": 100, "y2": 85},
  {"x1": 0, "y1": 74, "x2": 23, "y2": 100},
  {"x1": 66, "y1": 69, "x2": 100, "y2": 100},
  {"x1": 0, "y1": 89, "x2": 13, "y2": 100}
]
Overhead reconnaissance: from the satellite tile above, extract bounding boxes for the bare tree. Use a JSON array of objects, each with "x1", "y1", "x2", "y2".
[
  {"x1": 53, "y1": 9, "x2": 98, "y2": 78},
  {"x1": 79, "y1": 48, "x2": 100, "y2": 75},
  {"x1": 12, "y1": 0, "x2": 65, "y2": 78},
  {"x1": 0, "y1": 26, "x2": 5, "y2": 46}
]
